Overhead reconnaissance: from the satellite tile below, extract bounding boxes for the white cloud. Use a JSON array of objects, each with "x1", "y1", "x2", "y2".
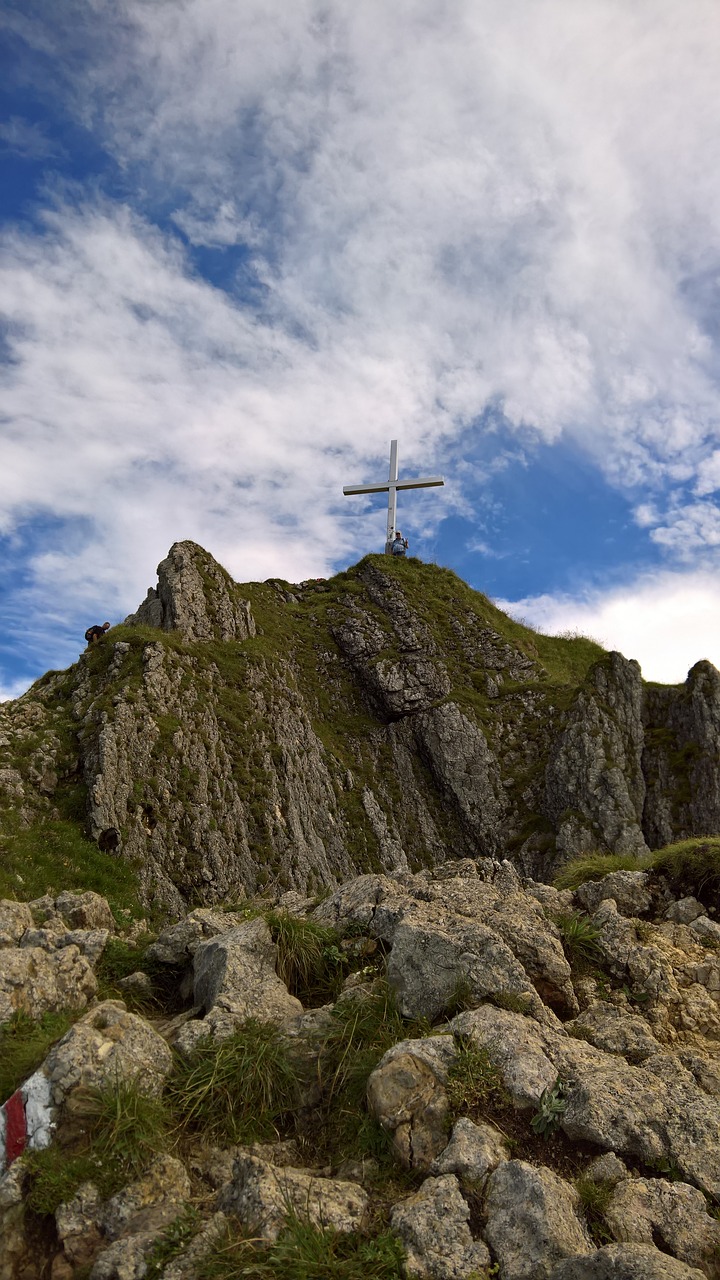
[
  {"x1": 500, "y1": 570, "x2": 720, "y2": 684},
  {"x1": 3, "y1": 1, "x2": 720, "y2": 679},
  {"x1": 0, "y1": 677, "x2": 33, "y2": 703}
]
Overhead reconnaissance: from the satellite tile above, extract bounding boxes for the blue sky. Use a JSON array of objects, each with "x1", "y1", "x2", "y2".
[{"x1": 2, "y1": 0, "x2": 720, "y2": 698}]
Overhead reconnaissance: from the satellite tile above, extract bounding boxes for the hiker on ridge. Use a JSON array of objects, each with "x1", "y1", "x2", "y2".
[
  {"x1": 85, "y1": 622, "x2": 110, "y2": 646},
  {"x1": 391, "y1": 532, "x2": 409, "y2": 557}
]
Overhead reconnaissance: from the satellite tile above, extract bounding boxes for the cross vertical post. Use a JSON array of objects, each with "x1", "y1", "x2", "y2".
[
  {"x1": 343, "y1": 440, "x2": 444, "y2": 554},
  {"x1": 386, "y1": 438, "x2": 399, "y2": 553}
]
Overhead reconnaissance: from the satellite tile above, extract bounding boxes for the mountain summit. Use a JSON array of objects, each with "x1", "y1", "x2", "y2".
[{"x1": 2, "y1": 541, "x2": 720, "y2": 914}]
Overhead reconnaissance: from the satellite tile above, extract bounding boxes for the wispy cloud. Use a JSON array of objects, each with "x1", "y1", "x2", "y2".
[
  {"x1": 2, "y1": 1, "x2": 720, "y2": 685},
  {"x1": 0, "y1": 116, "x2": 61, "y2": 160}
]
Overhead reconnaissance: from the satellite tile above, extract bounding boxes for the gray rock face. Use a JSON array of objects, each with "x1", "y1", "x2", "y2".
[
  {"x1": 430, "y1": 1116, "x2": 509, "y2": 1182},
  {"x1": 643, "y1": 661, "x2": 720, "y2": 848},
  {"x1": 484, "y1": 1160, "x2": 592, "y2": 1280},
  {"x1": 126, "y1": 541, "x2": 255, "y2": 643},
  {"x1": 546, "y1": 652, "x2": 649, "y2": 863},
  {"x1": 175, "y1": 916, "x2": 303, "y2": 1052},
  {"x1": 389, "y1": 1174, "x2": 491, "y2": 1278}
]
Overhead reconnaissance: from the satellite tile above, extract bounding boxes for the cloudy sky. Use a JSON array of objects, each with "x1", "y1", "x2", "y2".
[{"x1": 2, "y1": 0, "x2": 720, "y2": 698}]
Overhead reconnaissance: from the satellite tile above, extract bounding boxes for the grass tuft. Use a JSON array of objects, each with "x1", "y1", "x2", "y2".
[
  {"x1": 196, "y1": 1213, "x2": 405, "y2": 1280},
  {"x1": 650, "y1": 838, "x2": 720, "y2": 902},
  {"x1": 26, "y1": 1078, "x2": 171, "y2": 1213},
  {"x1": 169, "y1": 1020, "x2": 299, "y2": 1145},
  {"x1": 576, "y1": 1176, "x2": 614, "y2": 1245},
  {"x1": 265, "y1": 911, "x2": 348, "y2": 1004},
  {"x1": 554, "y1": 912, "x2": 603, "y2": 965},
  {"x1": 445, "y1": 1040, "x2": 510, "y2": 1120},
  {"x1": 553, "y1": 852, "x2": 650, "y2": 891}
]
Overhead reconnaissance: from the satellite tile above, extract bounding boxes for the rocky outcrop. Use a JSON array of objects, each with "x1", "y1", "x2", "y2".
[
  {"x1": 4, "y1": 544, "x2": 720, "y2": 913},
  {"x1": 545, "y1": 652, "x2": 649, "y2": 866},
  {"x1": 125, "y1": 541, "x2": 255, "y2": 643},
  {"x1": 643, "y1": 661, "x2": 720, "y2": 848}
]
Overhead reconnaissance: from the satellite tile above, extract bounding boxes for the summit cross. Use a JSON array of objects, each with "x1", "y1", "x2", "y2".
[{"x1": 343, "y1": 439, "x2": 444, "y2": 554}]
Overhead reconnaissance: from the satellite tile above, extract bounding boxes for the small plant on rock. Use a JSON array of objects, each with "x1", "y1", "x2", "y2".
[
  {"x1": 554, "y1": 912, "x2": 603, "y2": 966},
  {"x1": 554, "y1": 852, "x2": 649, "y2": 892},
  {"x1": 531, "y1": 1077, "x2": 567, "y2": 1137},
  {"x1": 446, "y1": 1039, "x2": 509, "y2": 1120}
]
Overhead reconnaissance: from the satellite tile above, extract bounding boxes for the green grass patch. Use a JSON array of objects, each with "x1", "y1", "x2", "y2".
[
  {"x1": 0, "y1": 815, "x2": 143, "y2": 920},
  {"x1": 168, "y1": 1019, "x2": 300, "y2": 1145},
  {"x1": 445, "y1": 1040, "x2": 510, "y2": 1122},
  {"x1": 553, "y1": 852, "x2": 650, "y2": 891},
  {"x1": 650, "y1": 837, "x2": 720, "y2": 902},
  {"x1": 0, "y1": 1009, "x2": 77, "y2": 1101},
  {"x1": 197, "y1": 1214, "x2": 405, "y2": 1280},
  {"x1": 576, "y1": 1176, "x2": 614, "y2": 1245},
  {"x1": 145, "y1": 1207, "x2": 202, "y2": 1279}
]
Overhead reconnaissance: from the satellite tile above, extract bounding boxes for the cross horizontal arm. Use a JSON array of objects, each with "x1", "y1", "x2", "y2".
[
  {"x1": 395, "y1": 476, "x2": 444, "y2": 491},
  {"x1": 343, "y1": 482, "x2": 390, "y2": 496}
]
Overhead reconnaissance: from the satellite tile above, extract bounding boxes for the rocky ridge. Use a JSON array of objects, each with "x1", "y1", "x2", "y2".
[
  {"x1": 3, "y1": 859, "x2": 720, "y2": 1278},
  {"x1": 2, "y1": 542, "x2": 720, "y2": 914}
]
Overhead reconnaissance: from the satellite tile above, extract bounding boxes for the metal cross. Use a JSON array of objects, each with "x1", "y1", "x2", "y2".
[{"x1": 343, "y1": 439, "x2": 444, "y2": 554}]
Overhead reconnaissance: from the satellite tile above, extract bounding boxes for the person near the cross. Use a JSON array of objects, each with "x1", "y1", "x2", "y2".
[{"x1": 391, "y1": 531, "x2": 409, "y2": 557}]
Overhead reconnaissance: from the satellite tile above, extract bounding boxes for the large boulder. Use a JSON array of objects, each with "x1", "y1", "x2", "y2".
[
  {"x1": 484, "y1": 1160, "x2": 592, "y2": 1280},
  {"x1": 604, "y1": 1177, "x2": 720, "y2": 1277},
  {"x1": 549, "y1": 1244, "x2": 706, "y2": 1279},
  {"x1": 0, "y1": 945, "x2": 96, "y2": 1022},
  {"x1": 366, "y1": 1036, "x2": 457, "y2": 1171},
  {"x1": 125, "y1": 540, "x2": 255, "y2": 643},
  {"x1": 389, "y1": 1174, "x2": 491, "y2": 1279},
  {"x1": 43, "y1": 1001, "x2": 173, "y2": 1110},
  {"x1": 175, "y1": 916, "x2": 302, "y2": 1053}
]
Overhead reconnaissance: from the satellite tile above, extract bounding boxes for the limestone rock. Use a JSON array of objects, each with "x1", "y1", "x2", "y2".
[
  {"x1": 217, "y1": 1152, "x2": 368, "y2": 1241},
  {"x1": 0, "y1": 944, "x2": 96, "y2": 1022},
  {"x1": 546, "y1": 652, "x2": 649, "y2": 860},
  {"x1": 389, "y1": 1174, "x2": 491, "y2": 1279},
  {"x1": 54, "y1": 891, "x2": 115, "y2": 933},
  {"x1": 100, "y1": 1155, "x2": 191, "y2": 1241},
  {"x1": 366, "y1": 1036, "x2": 456, "y2": 1171},
  {"x1": 549, "y1": 1243, "x2": 707, "y2": 1279},
  {"x1": 175, "y1": 916, "x2": 302, "y2": 1052},
  {"x1": 55, "y1": 1182, "x2": 103, "y2": 1271},
  {"x1": 0, "y1": 901, "x2": 33, "y2": 947},
  {"x1": 667, "y1": 898, "x2": 705, "y2": 925},
  {"x1": 0, "y1": 1160, "x2": 27, "y2": 1280},
  {"x1": 450, "y1": 1006, "x2": 557, "y2": 1107},
  {"x1": 430, "y1": 1116, "x2": 509, "y2": 1182},
  {"x1": 643, "y1": 661, "x2": 720, "y2": 850},
  {"x1": 604, "y1": 1177, "x2": 720, "y2": 1277},
  {"x1": 575, "y1": 870, "x2": 652, "y2": 918},
  {"x1": 126, "y1": 540, "x2": 255, "y2": 643},
  {"x1": 145, "y1": 907, "x2": 250, "y2": 966},
  {"x1": 43, "y1": 1001, "x2": 173, "y2": 1110},
  {"x1": 484, "y1": 1160, "x2": 592, "y2": 1280}
]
